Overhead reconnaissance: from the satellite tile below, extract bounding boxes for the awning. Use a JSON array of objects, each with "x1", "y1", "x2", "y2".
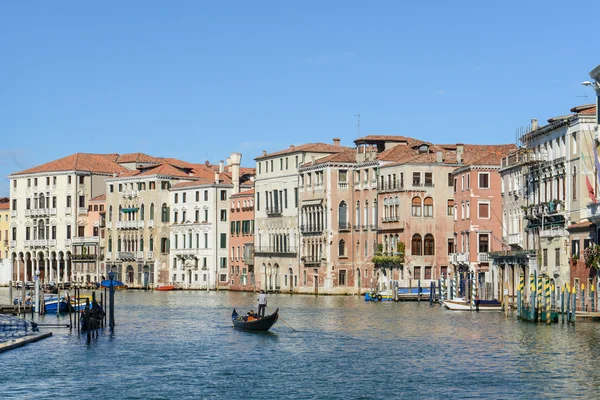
[{"x1": 121, "y1": 208, "x2": 139, "y2": 213}]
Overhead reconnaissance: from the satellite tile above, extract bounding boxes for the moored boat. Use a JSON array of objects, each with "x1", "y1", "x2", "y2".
[
  {"x1": 42, "y1": 295, "x2": 68, "y2": 313},
  {"x1": 443, "y1": 298, "x2": 501, "y2": 311},
  {"x1": 232, "y1": 308, "x2": 279, "y2": 331},
  {"x1": 100, "y1": 280, "x2": 128, "y2": 290},
  {"x1": 155, "y1": 284, "x2": 175, "y2": 291}
]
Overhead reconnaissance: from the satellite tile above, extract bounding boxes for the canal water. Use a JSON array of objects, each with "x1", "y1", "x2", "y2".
[{"x1": 1, "y1": 289, "x2": 600, "y2": 399}]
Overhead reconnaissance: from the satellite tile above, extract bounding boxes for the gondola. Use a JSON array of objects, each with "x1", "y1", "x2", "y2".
[{"x1": 232, "y1": 308, "x2": 279, "y2": 332}]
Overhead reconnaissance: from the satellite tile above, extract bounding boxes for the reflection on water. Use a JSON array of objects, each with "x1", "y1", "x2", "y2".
[{"x1": 1, "y1": 289, "x2": 600, "y2": 399}]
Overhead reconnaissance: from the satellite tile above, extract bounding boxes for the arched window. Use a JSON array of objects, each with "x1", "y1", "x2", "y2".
[
  {"x1": 572, "y1": 166, "x2": 577, "y2": 200},
  {"x1": 140, "y1": 204, "x2": 145, "y2": 221},
  {"x1": 38, "y1": 220, "x2": 45, "y2": 239},
  {"x1": 412, "y1": 197, "x2": 422, "y2": 217},
  {"x1": 384, "y1": 235, "x2": 389, "y2": 253},
  {"x1": 117, "y1": 238, "x2": 122, "y2": 252},
  {"x1": 383, "y1": 198, "x2": 389, "y2": 218},
  {"x1": 149, "y1": 236, "x2": 154, "y2": 251},
  {"x1": 149, "y1": 203, "x2": 155, "y2": 220},
  {"x1": 394, "y1": 196, "x2": 399, "y2": 218},
  {"x1": 339, "y1": 201, "x2": 348, "y2": 229},
  {"x1": 339, "y1": 239, "x2": 346, "y2": 257},
  {"x1": 424, "y1": 234, "x2": 435, "y2": 255},
  {"x1": 355, "y1": 201, "x2": 360, "y2": 226},
  {"x1": 118, "y1": 205, "x2": 123, "y2": 221},
  {"x1": 412, "y1": 234, "x2": 422, "y2": 256},
  {"x1": 161, "y1": 203, "x2": 169, "y2": 222},
  {"x1": 109, "y1": 205, "x2": 112, "y2": 222},
  {"x1": 140, "y1": 238, "x2": 144, "y2": 251},
  {"x1": 423, "y1": 197, "x2": 434, "y2": 217},
  {"x1": 108, "y1": 238, "x2": 112, "y2": 252},
  {"x1": 364, "y1": 200, "x2": 369, "y2": 226},
  {"x1": 373, "y1": 200, "x2": 377, "y2": 225}
]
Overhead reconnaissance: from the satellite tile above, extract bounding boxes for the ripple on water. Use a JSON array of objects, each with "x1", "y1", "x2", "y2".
[{"x1": 1, "y1": 289, "x2": 600, "y2": 399}]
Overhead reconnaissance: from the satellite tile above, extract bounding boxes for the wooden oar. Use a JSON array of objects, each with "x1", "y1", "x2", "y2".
[{"x1": 267, "y1": 306, "x2": 296, "y2": 331}]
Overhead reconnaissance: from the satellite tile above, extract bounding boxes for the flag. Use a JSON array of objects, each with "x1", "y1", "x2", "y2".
[{"x1": 581, "y1": 150, "x2": 596, "y2": 201}]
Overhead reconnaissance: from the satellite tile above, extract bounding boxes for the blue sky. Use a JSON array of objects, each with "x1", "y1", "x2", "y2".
[{"x1": 1, "y1": 1, "x2": 599, "y2": 196}]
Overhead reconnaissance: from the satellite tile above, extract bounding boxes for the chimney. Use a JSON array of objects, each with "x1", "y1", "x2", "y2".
[
  {"x1": 457, "y1": 152, "x2": 462, "y2": 164},
  {"x1": 311, "y1": 156, "x2": 316, "y2": 165},
  {"x1": 290, "y1": 144, "x2": 295, "y2": 150},
  {"x1": 262, "y1": 150, "x2": 267, "y2": 156},
  {"x1": 436, "y1": 151, "x2": 443, "y2": 163},
  {"x1": 333, "y1": 138, "x2": 341, "y2": 147},
  {"x1": 229, "y1": 152, "x2": 242, "y2": 194},
  {"x1": 531, "y1": 118, "x2": 538, "y2": 131},
  {"x1": 456, "y1": 143, "x2": 464, "y2": 154},
  {"x1": 214, "y1": 172, "x2": 219, "y2": 184},
  {"x1": 219, "y1": 160, "x2": 224, "y2": 173}
]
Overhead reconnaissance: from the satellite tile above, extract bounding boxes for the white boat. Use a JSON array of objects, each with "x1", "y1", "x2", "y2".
[{"x1": 442, "y1": 298, "x2": 502, "y2": 311}]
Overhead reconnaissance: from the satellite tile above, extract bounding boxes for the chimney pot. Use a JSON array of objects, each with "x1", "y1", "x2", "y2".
[
  {"x1": 262, "y1": 150, "x2": 267, "y2": 156},
  {"x1": 436, "y1": 151, "x2": 443, "y2": 163},
  {"x1": 290, "y1": 144, "x2": 295, "y2": 149},
  {"x1": 219, "y1": 160, "x2": 224, "y2": 173},
  {"x1": 333, "y1": 138, "x2": 341, "y2": 146},
  {"x1": 531, "y1": 118, "x2": 538, "y2": 131}
]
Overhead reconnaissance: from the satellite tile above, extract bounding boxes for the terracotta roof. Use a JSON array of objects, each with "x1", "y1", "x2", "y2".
[
  {"x1": 231, "y1": 189, "x2": 255, "y2": 198},
  {"x1": 354, "y1": 135, "x2": 428, "y2": 146},
  {"x1": 90, "y1": 194, "x2": 106, "y2": 202},
  {"x1": 570, "y1": 104, "x2": 596, "y2": 115},
  {"x1": 0, "y1": 202, "x2": 9, "y2": 210},
  {"x1": 567, "y1": 221, "x2": 595, "y2": 230},
  {"x1": 12, "y1": 153, "x2": 127, "y2": 176},
  {"x1": 302, "y1": 149, "x2": 357, "y2": 166},
  {"x1": 116, "y1": 153, "x2": 162, "y2": 164},
  {"x1": 256, "y1": 142, "x2": 350, "y2": 160}
]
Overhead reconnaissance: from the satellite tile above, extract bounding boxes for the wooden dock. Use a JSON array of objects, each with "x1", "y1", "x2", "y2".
[
  {"x1": 0, "y1": 304, "x2": 32, "y2": 315},
  {"x1": 0, "y1": 332, "x2": 52, "y2": 354}
]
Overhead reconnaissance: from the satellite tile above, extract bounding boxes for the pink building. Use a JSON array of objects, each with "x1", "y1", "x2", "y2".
[
  {"x1": 228, "y1": 189, "x2": 256, "y2": 291},
  {"x1": 451, "y1": 145, "x2": 515, "y2": 299},
  {"x1": 71, "y1": 194, "x2": 106, "y2": 285}
]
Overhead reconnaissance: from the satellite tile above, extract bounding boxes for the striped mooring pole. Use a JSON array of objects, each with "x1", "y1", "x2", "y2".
[
  {"x1": 452, "y1": 272, "x2": 457, "y2": 300},
  {"x1": 581, "y1": 284, "x2": 585, "y2": 312},
  {"x1": 518, "y1": 274, "x2": 524, "y2": 319},
  {"x1": 592, "y1": 284, "x2": 595, "y2": 313},
  {"x1": 545, "y1": 278, "x2": 551, "y2": 325},
  {"x1": 561, "y1": 284, "x2": 565, "y2": 324},
  {"x1": 440, "y1": 277, "x2": 446, "y2": 301},
  {"x1": 572, "y1": 286, "x2": 577, "y2": 324},
  {"x1": 530, "y1": 273, "x2": 536, "y2": 322},
  {"x1": 536, "y1": 272, "x2": 542, "y2": 322},
  {"x1": 471, "y1": 272, "x2": 476, "y2": 310}
]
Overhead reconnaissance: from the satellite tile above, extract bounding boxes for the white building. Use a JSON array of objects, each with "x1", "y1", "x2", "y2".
[
  {"x1": 168, "y1": 153, "x2": 253, "y2": 289},
  {"x1": 253, "y1": 140, "x2": 349, "y2": 292},
  {"x1": 8, "y1": 153, "x2": 126, "y2": 285}
]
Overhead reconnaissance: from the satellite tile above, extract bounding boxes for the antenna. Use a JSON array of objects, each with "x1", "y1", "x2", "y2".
[
  {"x1": 355, "y1": 113, "x2": 360, "y2": 137},
  {"x1": 576, "y1": 93, "x2": 589, "y2": 99}
]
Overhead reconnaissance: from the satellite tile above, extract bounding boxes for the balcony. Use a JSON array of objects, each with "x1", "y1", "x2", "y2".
[
  {"x1": 338, "y1": 182, "x2": 349, "y2": 189},
  {"x1": 30, "y1": 208, "x2": 56, "y2": 217},
  {"x1": 266, "y1": 208, "x2": 282, "y2": 217},
  {"x1": 540, "y1": 227, "x2": 568, "y2": 238},
  {"x1": 65, "y1": 207, "x2": 72, "y2": 215},
  {"x1": 338, "y1": 222, "x2": 351, "y2": 232},
  {"x1": 173, "y1": 248, "x2": 196, "y2": 256},
  {"x1": 25, "y1": 210, "x2": 31, "y2": 217},
  {"x1": 147, "y1": 251, "x2": 154, "y2": 259},
  {"x1": 477, "y1": 252, "x2": 491, "y2": 263},
  {"x1": 382, "y1": 216, "x2": 399, "y2": 223},
  {"x1": 116, "y1": 220, "x2": 144, "y2": 229},
  {"x1": 300, "y1": 225, "x2": 323, "y2": 235},
  {"x1": 78, "y1": 207, "x2": 88, "y2": 215},
  {"x1": 353, "y1": 224, "x2": 361, "y2": 231},
  {"x1": 64, "y1": 239, "x2": 71, "y2": 246},
  {"x1": 122, "y1": 190, "x2": 139, "y2": 199},
  {"x1": 72, "y1": 236, "x2": 100, "y2": 245},
  {"x1": 449, "y1": 252, "x2": 470, "y2": 264},
  {"x1": 118, "y1": 251, "x2": 136, "y2": 260},
  {"x1": 10, "y1": 240, "x2": 16, "y2": 248},
  {"x1": 377, "y1": 182, "x2": 403, "y2": 193},
  {"x1": 302, "y1": 256, "x2": 322, "y2": 267},
  {"x1": 254, "y1": 246, "x2": 297, "y2": 257},
  {"x1": 71, "y1": 254, "x2": 98, "y2": 262},
  {"x1": 369, "y1": 224, "x2": 378, "y2": 231},
  {"x1": 48, "y1": 239, "x2": 56, "y2": 246},
  {"x1": 148, "y1": 220, "x2": 155, "y2": 228},
  {"x1": 508, "y1": 233, "x2": 523, "y2": 246},
  {"x1": 106, "y1": 252, "x2": 112, "y2": 260},
  {"x1": 10, "y1": 210, "x2": 17, "y2": 217},
  {"x1": 314, "y1": 182, "x2": 324, "y2": 190},
  {"x1": 243, "y1": 255, "x2": 254, "y2": 265}
]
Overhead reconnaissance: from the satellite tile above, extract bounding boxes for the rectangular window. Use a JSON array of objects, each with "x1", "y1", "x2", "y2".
[
  {"x1": 109, "y1": 184, "x2": 114, "y2": 193},
  {"x1": 478, "y1": 202, "x2": 490, "y2": 219},
  {"x1": 280, "y1": 158, "x2": 283, "y2": 170},
  {"x1": 425, "y1": 172, "x2": 433, "y2": 186},
  {"x1": 467, "y1": 174, "x2": 470, "y2": 189},
  {"x1": 339, "y1": 170, "x2": 347, "y2": 182},
  {"x1": 204, "y1": 209, "x2": 208, "y2": 222},
  {"x1": 413, "y1": 266, "x2": 421, "y2": 280},
  {"x1": 220, "y1": 210, "x2": 227, "y2": 221},
  {"x1": 478, "y1": 173, "x2": 490, "y2": 189},
  {"x1": 221, "y1": 190, "x2": 227, "y2": 201},
  {"x1": 447, "y1": 199, "x2": 454, "y2": 216},
  {"x1": 447, "y1": 238, "x2": 454, "y2": 255},
  {"x1": 294, "y1": 188, "x2": 298, "y2": 208},
  {"x1": 66, "y1": 225, "x2": 72, "y2": 239},
  {"x1": 204, "y1": 233, "x2": 208, "y2": 248},
  {"x1": 338, "y1": 270, "x2": 346, "y2": 286},
  {"x1": 258, "y1": 162, "x2": 261, "y2": 174},
  {"x1": 284, "y1": 189, "x2": 288, "y2": 208},
  {"x1": 286, "y1": 157, "x2": 289, "y2": 170},
  {"x1": 478, "y1": 234, "x2": 489, "y2": 253},
  {"x1": 220, "y1": 233, "x2": 226, "y2": 249},
  {"x1": 196, "y1": 191, "x2": 199, "y2": 202},
  {"x1": 453, "y1": 178, "x2": 457, "y2": 193},
  {"x1": 412, "y1": 172, "x2": 421, "y2": 186},
  {"x1": 256, "y1": 192, "x2": 260, "y2": 211},
  {"x1": 555, "y1": 248, "x2": 560, "y2": 268},
  {"x1": 66, "y1": 196, "x2": 71, "y2": 207},
  {"x1": 182, "y1": 193, "x2": 186, "y2": 203},
  {"x1": 543, "y1": 249, "x2": 548, "y2": 267},
  {"x1": 174, "y1": 194, "x2": 178, "y2": 204},
  {"x1": 204, "y1": 190, "x2": 208, "y2": 201},
  {"x1": 78, "y1": 226, "x2": 85, "y2": 237},
  {"x1": 425, "y1": 266, "x2": 432, "y2": 280},
  {"x1": 195, "y1": 210, "x2": 199, "y2": 222},
  {"x1": 220, "y1": 257, "x2": 227, "y2": 268},
  {"x1": 571, "y1": 239, "x2": 580, "y2": 257},
  {"x1": 440, "y1": 266, "x2": 448, "y2": 278}
]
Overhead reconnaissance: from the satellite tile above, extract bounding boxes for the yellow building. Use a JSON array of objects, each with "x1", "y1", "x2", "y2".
[{"x1": 0, "y1": 198, "x2": 9, "y2": 262}]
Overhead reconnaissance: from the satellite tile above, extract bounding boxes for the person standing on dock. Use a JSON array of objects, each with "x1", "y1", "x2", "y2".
[{"x1": 258, "y1": 290, "x2": 267, "y2": 318}]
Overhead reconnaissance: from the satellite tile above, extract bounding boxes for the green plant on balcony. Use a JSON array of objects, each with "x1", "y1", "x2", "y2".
[
  {"x1": 372, "y1": 242, "x2": 405, "y2": 269},
  {"x1": 584, "y1": 246, "x2": 600, "y2": 270},
  {"x1": 570, "y1": 253, "x2": 579, "y2": 265}
]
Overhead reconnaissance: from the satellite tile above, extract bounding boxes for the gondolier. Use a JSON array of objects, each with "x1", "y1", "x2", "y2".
[{"x1": 258, "y1": 290, "x2": 267, "y2": 318}]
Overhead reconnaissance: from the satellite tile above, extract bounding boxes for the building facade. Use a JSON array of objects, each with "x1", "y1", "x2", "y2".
[
  {"x1": 9, "y1": 153, "x2": 126, "y2": 285},
  {"x1": 228, "y1": 189, "x2": 255, "y2": 291}
]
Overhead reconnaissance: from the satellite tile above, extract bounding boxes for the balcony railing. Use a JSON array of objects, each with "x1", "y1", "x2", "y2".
[
  {"x1": 377, "y1": 182, "x2": 403, "y2": 192},
  {"x1": 540, "y1": 227, "x2": 568, "y2": 238},
  {"x1": 369, "y1": 224, "x2": 378, "y2": 231},
  {"x1": 265, "y1": 208, "x2": 282, "y2": 217},
  {"x1": 382, "y1": 216, "x2": 399, "y2": 223},
  {"x1": 173, "y1": 248, "x2": 196, "y2": 256},
  {"x1": 118, "y1": 251, "x2": 136, "y2": 260},
  {"x1": 78, "y1": 207, "x2": 88, "y2": 215},
  {"x1": 72, "y1": 236, "x2": 100, "y2": 245},
  {"x1": 148, "y1": 220, "x2": 155, "y2": 228},
  {"x1": 338, "y1": 222, "x2": 351, "y2": 231},
  {"x1": 508, "y1": 233, "x2": 522, "y2": 246},
  {"x1": 302, "y1": 256, "x2": 322, "y2": 266},
  {"x1": 243, "y1": 255, "x2": 254, "y2": 265},
  {"x1": 353, "y1": 224, "x2": 361, "y2": 231},
  {"x1": 300, "y1": 225, "x2": 323, "y2": 234},
  {"x1": 116, "y1": 220, "x2": 144, "y2": 229},
  {"x1": 477, "y1": 252, "x2": 491, "y2": 263},
  {"x1": 64, "y1": 239, "x2": 71, "y2": 246},
  {"x1": 449, "y1": 252, "x2": 470, "y2": 264},
  {"x1": 106, "y1": 252, "x2": 112, "y2": 260},
  {"x1": 65, "y1": 207, "x2": 72, "y2": 215},
  {"x1": 338, "y1": 182, "x2": 349, "y2": 189},
  {"x1": 147, "y1": 251, "x2": 154, "y2": 259},
  {"x1": 254, "y1": 247, "x2": 297, "y2": 257},
  {"x1": 71, "y1": 254, "x2": 98, "y2": 261},
  {"x1": 10, "y1": 240, "x2": 16, "y2": 248},
  {"x1": 10, "y1": 210, "x2": 17, "y2": 217}
]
